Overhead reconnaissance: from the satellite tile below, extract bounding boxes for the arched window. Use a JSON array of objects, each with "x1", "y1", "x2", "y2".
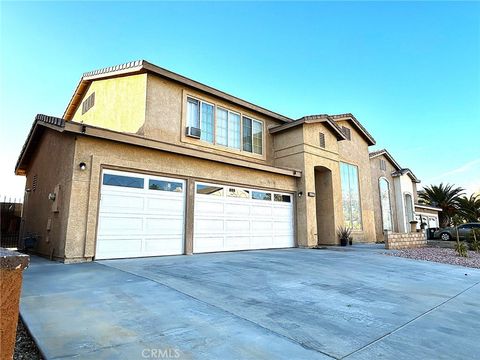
[{"x1": 379, "y1": 178, "x2": 393, "y2": 231}]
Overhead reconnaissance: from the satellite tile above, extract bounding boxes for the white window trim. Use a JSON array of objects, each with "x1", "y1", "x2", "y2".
[{"x1": 186, "y1": 95, "x2": 264, "y2": 155}]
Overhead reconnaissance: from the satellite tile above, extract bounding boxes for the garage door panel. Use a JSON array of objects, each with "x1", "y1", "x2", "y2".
[
  {"x1": 251, "y1": 221, "x2": 273, "y2": 233},
  {"x1": 195, "y1": 200, "x2": 224, "y2": 215},
  {"x1": 195, "y1": 219, "x2": 224, "y2": 234},
  {"x1": 100, "y1": 194, "x2": 144, "y2": 212},
  {"x1": 194, "y1": 182, "x2": 294, "y2": 253},
  {"x1": 224, "y1": 203, "x2": 250, "y2": 216},
  {"x1": 250, "y1": 236, "x2": 273, "y2": 249},
  {"x1": 194, "y1": 236, "x2": 224, "y2": 252},
  {"x1": 225, "y1": 220, "x2": 250, "y2": 233},
  {"x1": 144, "y1": 218, "x2": 184, "y2": 235},
  {"x1": 273, "y1": 207, "x2": 292, "y2": 217},
  {"x1": 96, "y1": 238, "x2": 143, "y2": 259},
  {"x1": 96, "y1": 170, "x2": 185, "y2": 259},
  {"x1": 274, "y1": 221, "x2": 294, "y2": 234},
  {"x1": 272, "y1": 236, "x2": 293, "y2": 247},
  {"x1": 98, "y1": 216, "x2": 143, "y2": 235},
  {"x1": 144, "y1": 238, "x2": 183, "y2": 254},
  {"x1": 146, "y1": 197, "x2": 184, "y2": 213},
  {"x1": 250, "y1": 205, "x2": 272, "y2": 217},
  {"x1": 224, "y1": 236, "x2": 250, "y2": 251}
]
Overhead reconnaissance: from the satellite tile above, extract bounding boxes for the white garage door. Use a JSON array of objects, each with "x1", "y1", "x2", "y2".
[
  {"x1": 96, "y1": 169, "x2": 185, "y2": 259},
  {"x1": 194, "y1": 182, "x2": 294, "y2": 253}
]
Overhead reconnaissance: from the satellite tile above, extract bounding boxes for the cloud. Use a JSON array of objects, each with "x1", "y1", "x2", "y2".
[{"x1": 428, "y1": 158, "x2": 480, "y2": 181}]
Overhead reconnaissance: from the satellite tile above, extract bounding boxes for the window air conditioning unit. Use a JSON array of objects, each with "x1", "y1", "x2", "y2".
[{"x1": 186, "y1": 126, "x2": 201, "y2": 139}]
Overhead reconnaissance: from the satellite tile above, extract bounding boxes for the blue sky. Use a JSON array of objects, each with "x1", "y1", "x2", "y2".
[{"x1": 1, "y1": 1, "x2": 479, "y2": 200}]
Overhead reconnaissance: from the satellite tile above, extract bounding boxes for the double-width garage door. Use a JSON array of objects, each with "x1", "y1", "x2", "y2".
[
  {"x1": 193, "y1": 182, "x2": 295, "y2": 253},
  {"x1": 96, "y1": 170, "x2": 185, "y2": 260},
  {"x1": 96, "y1": 170, "x2": 294, "y2": 259}
]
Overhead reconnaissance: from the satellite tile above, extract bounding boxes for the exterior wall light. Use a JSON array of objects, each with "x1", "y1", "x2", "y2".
[
  {"x1": 298, "y1": 192, "x2": 303, "y2": 198},
  {"x1": 79, "y1": 162, "x2": 87, "y2": 171}
]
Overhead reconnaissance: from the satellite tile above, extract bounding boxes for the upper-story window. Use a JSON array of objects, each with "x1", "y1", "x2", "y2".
[
  {"x1": 201, "y1": 102, "x2": 214, "y2": 143},
  {"x1": 186, "y1": 96, "x2": 263, "y2": 155},
  {"x1": 216, "y1": 108, "x2": 241, "y2": 149},
  {"x1": 187, "y1": 98, "x2": 200, "y2": 127}
]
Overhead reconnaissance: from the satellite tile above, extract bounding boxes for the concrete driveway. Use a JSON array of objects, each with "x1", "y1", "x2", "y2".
[{"x1": 21, "y1": 247, "x2": 480, "y2": 359}]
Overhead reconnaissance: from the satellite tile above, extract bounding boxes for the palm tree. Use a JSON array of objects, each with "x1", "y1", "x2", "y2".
[
  {"x1": 458, "y1": 194, "x2": 480, "y2": 222},
  {"x1": 418, "y1": 183, "x2": 465, "y2": 227}
]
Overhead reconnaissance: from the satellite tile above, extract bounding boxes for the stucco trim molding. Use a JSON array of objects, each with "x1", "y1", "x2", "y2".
[{"x1": 16, "y1": 114, "x2": 301, "y2": 179}]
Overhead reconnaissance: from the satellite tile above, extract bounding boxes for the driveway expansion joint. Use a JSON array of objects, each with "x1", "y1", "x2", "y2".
[{"x1": 341, "y1": 280, "x2": 480, "y2": 359}]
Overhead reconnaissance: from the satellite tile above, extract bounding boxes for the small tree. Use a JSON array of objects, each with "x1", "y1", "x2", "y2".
[
  {"x1": 451, "y1": 216, "x2": 468, "y2": 257},
  {"x1": 467, "y1": 228, "x2": 480, "y2": 252}
]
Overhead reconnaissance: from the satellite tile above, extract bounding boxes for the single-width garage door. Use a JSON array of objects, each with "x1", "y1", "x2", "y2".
[
  {"x1": 96, "y1": 169, "x2": 185, "y2": 259},
  {"x1": 194, "y1": 182, "x2": 294, "y2": 253}
]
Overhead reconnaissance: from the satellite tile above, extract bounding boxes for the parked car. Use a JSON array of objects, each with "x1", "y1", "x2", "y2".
[{"x1": 434, "y1": 223, "x2": 480, "y2": 241}]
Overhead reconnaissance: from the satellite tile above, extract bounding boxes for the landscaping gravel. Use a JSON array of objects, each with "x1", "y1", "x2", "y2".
[
  {"x1": 14, "y1": 318, "x2": 42, "y2": 360},
  {"x1": 387, "y1": 247, "x2": 480, "y2": 269}
]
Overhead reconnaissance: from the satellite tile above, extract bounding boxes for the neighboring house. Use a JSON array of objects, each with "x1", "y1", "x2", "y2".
[
  {"x1": 369, "y1": 149, "x2": 441, "y2": 242},
  {"x1": 17, "y1": 60, "x2": 395, "y2": 262}
]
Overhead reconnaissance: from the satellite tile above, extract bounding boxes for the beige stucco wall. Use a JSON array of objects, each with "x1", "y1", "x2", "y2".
[
  {"x1": 337, "y1": 120, "x2": 376, "y2": 242},
  {"x1": 64, "y1": 135, "x2": 297, "y2": 261},
  {"x1": 369, "y1": 154, "x2": 400, "y2": 242},
  {"x1": 20, "y1": 130, "x2": 75, "y2": 259},
  {"x1": 144, "y1": 74, "x2": 283, "y2": 167},
  {"x1": 273, "y1": 122, "x2": 346, "y2": 246},
  {"x1": 71, "y1": 74, "x2": 148, "y2": 134}
]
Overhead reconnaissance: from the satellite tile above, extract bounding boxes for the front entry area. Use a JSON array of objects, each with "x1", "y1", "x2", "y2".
[
  {"x1": 95, "y1": 169, "x2": 186, "y2": 259},
  {"x1": 193, "y1": 182, "x2": 295, "y2": 253}
]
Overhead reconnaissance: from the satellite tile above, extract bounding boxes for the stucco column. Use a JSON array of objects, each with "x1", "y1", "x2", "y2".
[
  {"x1": 0, "y1": 248, "x2": 29, "y2": 360},
  {"x1": 184, "y1": 178, "x2": 195, "y2": 255}
]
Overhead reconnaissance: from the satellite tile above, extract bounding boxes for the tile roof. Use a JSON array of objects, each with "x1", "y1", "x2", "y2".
[
  {"x1": 15, "y1": 115, "x2": 66, "y2": 175},
  {"x1": 330, "y1": 113, "x2": 376, "y2": 146},
  {"x1": 63, "y1": 60, "x2": 294, "y2": 124},
  {"x1": 269, "y1": 114, "x2": 347, "y2": 140}
]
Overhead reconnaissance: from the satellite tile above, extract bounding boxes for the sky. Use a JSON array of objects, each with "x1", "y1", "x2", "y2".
[{"x1": 1, "y1": 1, "x2": 479, "y2": 201}]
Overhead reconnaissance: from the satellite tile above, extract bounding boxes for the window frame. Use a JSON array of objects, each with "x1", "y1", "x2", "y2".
[
  {"x1": 340, "y1": 162, "x2": 363, "y2": 230},
  {"x1": 185, "y1": 94, "x2": 264, "y2": 156},
  {"x1": 378, "y1": 177, "x2": 393, "y2": 231}
]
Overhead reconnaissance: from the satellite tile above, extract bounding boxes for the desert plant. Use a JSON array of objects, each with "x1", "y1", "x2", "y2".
[
  {"x1": 337, "y1": 226, "x2": 352, "y2": 247},
  {"x1": 454, "y1": 241, "x2": 468, "y2": 257},
  {"x1": 451, "y1": 216, "x2": 468, "y2": 257},
  {"x1": 418, "y1": 183, "x2": 465, "y2": 227},
  {"x1": 467, "y1": 228, "x2": 480, "y2": 252}
]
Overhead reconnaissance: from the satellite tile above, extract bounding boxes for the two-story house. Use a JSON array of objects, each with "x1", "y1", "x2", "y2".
[
  {"x1": 17, "y1": 60, "x2": 384, "y2": 262},
  {"x1": 369, "y1": 149, "x2": 442, "y2": 242}
]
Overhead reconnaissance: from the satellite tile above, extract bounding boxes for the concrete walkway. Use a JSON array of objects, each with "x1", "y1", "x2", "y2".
[{"x1": 21, "y1": 247, "x2": 480, "y2": 359}]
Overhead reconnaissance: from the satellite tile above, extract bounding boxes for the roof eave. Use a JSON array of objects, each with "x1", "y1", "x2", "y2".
[
  {"x1": 269, "y1": 115, "x2": 347, "y2": 140},
  {"x1": 331, "y1": 114, "x2": 376, "y2": 146},
  {"x1": 63, "y1": 60, "x2": 294, "y2": 124}
]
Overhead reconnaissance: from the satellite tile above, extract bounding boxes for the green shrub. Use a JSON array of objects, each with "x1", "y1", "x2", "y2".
[
  {"x1": 454, "y1": 242, "x2": 468, "y2": 257},
  {"x1": 467, "y1": 229, "x2": 480, "y2": 252}
]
